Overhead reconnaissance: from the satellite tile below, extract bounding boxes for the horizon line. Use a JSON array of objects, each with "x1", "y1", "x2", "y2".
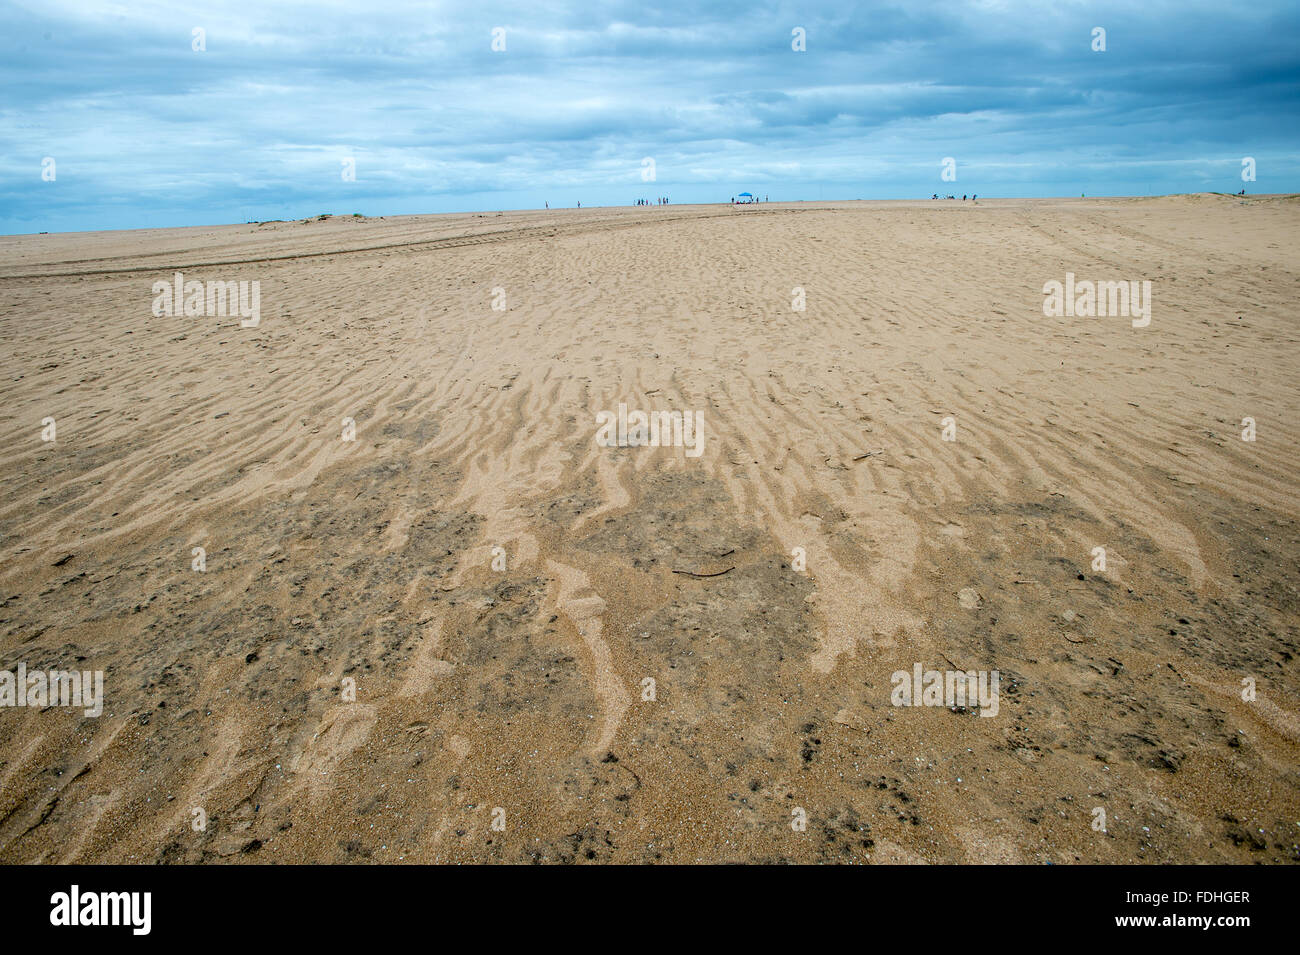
[{"x1": 5, "y1": 191, "x2": 1294, "y2": 240}]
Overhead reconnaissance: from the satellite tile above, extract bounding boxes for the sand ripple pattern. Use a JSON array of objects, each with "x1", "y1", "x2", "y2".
[{"x1": 0, "y1": 196, "x2": 1296, "y2": 863}]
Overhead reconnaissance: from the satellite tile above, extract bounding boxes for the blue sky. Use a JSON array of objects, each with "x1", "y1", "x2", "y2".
[{"x1": 2, "y1": 0, "x2": 1298, "y2": 234}]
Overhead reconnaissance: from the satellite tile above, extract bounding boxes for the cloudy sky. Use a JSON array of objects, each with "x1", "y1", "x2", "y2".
[{"x1": 3, "y1": 0, "x2": 1297, "y2": 234}]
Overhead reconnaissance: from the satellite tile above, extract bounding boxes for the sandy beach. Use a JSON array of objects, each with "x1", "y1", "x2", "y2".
[{"x1": 0, "y1": 194, "x2": 1296, "y2": 863}]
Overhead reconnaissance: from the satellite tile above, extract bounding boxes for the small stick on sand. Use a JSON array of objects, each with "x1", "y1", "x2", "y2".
[
  {"x1": 853, "y1": 450, "x2": 884, "y2": 461},
  {"x1": 940, "y1": 653, "x2": 965, "y2": 672},
  {"x1": 672, "y1": 566, "x2": 735, "y2": 578}
]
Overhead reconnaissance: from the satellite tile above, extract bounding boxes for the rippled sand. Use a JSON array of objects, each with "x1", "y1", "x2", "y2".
[{"x1": 0, "y1": 195, "x2": 1296, "y2": 863}]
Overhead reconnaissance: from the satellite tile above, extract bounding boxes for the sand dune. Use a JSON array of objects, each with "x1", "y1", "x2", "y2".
[{"x1": 0, "y1": 195, "x2": 1296, "y2": 863}]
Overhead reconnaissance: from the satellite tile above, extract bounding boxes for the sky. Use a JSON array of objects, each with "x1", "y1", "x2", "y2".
[{"x1": 2, "y1": 0, "x2": 1298, "y2": 234}]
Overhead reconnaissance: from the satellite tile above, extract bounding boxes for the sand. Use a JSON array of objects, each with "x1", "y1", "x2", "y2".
[{"x1": 0, "y1": 195, "x2": 1296, "y2": 863}]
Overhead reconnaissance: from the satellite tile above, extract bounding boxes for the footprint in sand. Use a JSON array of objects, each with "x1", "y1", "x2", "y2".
[{"x1": 290, "y1": 704, "x2": 378, "y2": 799}]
